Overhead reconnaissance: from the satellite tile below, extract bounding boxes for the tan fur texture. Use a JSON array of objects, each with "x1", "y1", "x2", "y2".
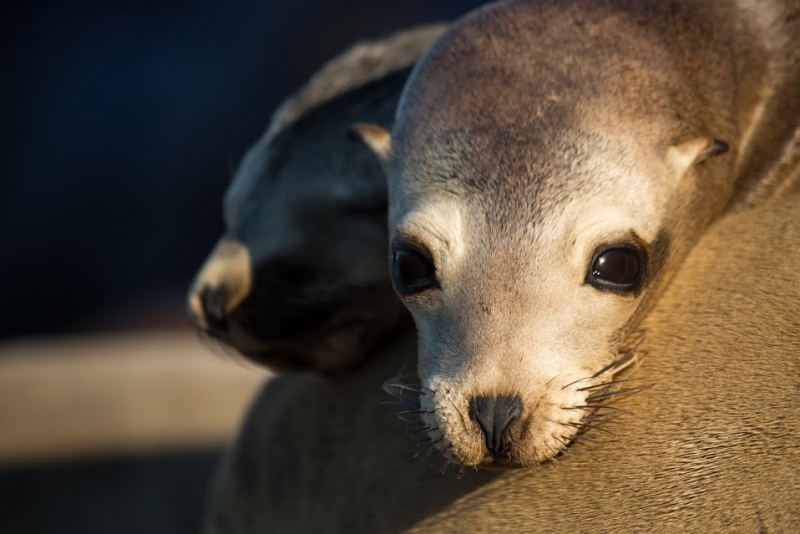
[
  {"x1": 206, "y1": 192, "x2": 800, "y2": 532},
  {"x1": 380, "y1": 0, "x2": 800, "y2": 466}
]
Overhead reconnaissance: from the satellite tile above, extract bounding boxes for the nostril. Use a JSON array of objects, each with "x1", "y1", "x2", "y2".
[
  {"x1": 468, "y1": 395, "x2": 523, "y2": 457},
  {"x1": 200, "y1": 285, "x2": 230, "y2": 331}
]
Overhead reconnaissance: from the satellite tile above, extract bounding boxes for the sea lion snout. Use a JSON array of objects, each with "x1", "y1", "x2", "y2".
[
  {"x1": 468, "y1": 395, "x2": 523, "y2": 458},
  {"x1": 197, "y1": 284, "x2": 232, "y2": 333},
  {"x1": 187, "y1": 238, "x2": 253, "y2": 333}
]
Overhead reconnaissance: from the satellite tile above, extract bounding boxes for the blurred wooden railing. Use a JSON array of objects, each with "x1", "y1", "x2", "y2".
[{"x1": 0, "y1": 330, "x2": 269, "y2": 465}]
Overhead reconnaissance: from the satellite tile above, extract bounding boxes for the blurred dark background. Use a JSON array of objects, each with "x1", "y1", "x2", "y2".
[
  {"x1": 0, "y1": 1, "x2": 485, "y2": 533},
  {"x1": 0, "y1": 0, "x2": 485, "y2": 341}
]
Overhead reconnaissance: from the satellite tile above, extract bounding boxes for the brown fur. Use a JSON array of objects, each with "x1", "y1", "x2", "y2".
[{"x1": 206, "y1": 192, "x2": 800, "y2": 532}]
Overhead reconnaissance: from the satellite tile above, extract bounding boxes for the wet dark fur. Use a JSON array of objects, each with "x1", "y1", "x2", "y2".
[
  {"x1": 201, "y1": 68, "x2": 414, "y2": 370},
  {"x1": 189, "y1": 24, "x2": 447, "y2": 373}
]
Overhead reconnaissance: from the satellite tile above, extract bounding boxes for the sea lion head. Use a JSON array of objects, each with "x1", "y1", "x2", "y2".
[
  {"x1": 187, "y1": 104, "x2": 403, "y2": 373},
  {"x1": 186, "y1": 25, "x2": 452, "y2": 372},
  {"x1": 355, "y1": 2, "x2": 733, "y2": 466}
]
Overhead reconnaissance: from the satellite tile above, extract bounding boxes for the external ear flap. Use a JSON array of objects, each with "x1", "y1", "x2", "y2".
[
  {"x1": 346, "y1": 123, "x2": 392, "y2": 161},
  {"x1": 668, "y1": 137, "x2": 730, "y2": 174},
  {"x1": 708, "y1": 139, "x2": 730, "y2": 157}
]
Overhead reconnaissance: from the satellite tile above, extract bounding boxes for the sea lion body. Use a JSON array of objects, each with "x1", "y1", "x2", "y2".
[
  {"x1": 358, "y1": 0, "x2": 800, "y2": 466},
  {"x1": 186, "y1": 25, "x2": 444, "y2": 372},
  {"x1": 207, "y1": 193, "x2": 800, "y2": 533},
  {"x1": 197, "y1": 3, "x2": 800, "y2": 528}
]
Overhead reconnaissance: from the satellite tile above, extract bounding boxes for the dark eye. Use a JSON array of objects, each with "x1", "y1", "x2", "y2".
[
  {"x1": 391, "y1": 244, "x2": 437, "y2": 294},
  {"x1": 587, "y1": 245, "x2": 644, "y2": 293}
]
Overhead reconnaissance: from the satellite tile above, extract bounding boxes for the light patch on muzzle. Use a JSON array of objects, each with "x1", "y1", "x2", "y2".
[{"x1": 188, "y1": 239, "x2": 253, "y2": 329}]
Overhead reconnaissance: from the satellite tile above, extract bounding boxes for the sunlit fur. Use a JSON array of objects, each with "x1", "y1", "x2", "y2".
[{"x1": 381, "y1": 0, "x2": 800, "y2": 466}]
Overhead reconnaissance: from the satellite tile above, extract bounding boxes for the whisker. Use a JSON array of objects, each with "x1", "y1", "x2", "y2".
[
  {"x1": 585, "y1": 385, "x2": 651, "y2": 403},
  {"x1": 576, "y1": 378, "x2": 643, "y2": 391},
  {"x1": 438, "y1": 459, "x2": 454, "y2": 475},
  {"x1": 590, "y1": 337, "x2": 645, "y2": 379},
  {"x1": 569, "y1": 443, "x2": 593, "y2": 452},
  {"x1": 196, "y1": 330, "x2": 243, "y2": 361},
  {"x1": 572, "y1": 433, "x2": 603, "y2": 442},
  {"x1": 546, "y1": 445, "x2": 562, "y2": 463},
  {"x1": 395, "y1": 409, "x2": 436, "y2": 416},
  {"x1": 381, "y1": 399, "x2": 422, "y2": 408},
  {"x1": 555, "y1": 435, "x2": 584, "y2": 454},
  {"x1": 394, "y1": 414, "x2": 422, "y2": 423},
  {"x1": 570, "y1": 433, "x2": 602, "y2": 444},
  {"x1": 561, "y1": 376, "x2": 592, "y2": 390},
  {"x1": 579, "y1": 415, "x2": 628, "y2": 426},
  {"x1": 391, "y1": 420, "x2": 427, "y2": 427},
  {"x1": 383, "y1": 381, "x2": 435, "y2": 395},
  {"x1": 551, "y1": 420, "x2": 580, "y2": 429},
  {"x1": 569, "y1": 405, "x2": 633, "y2": 415},
  {"x1": 563, "y1": 434, "x2": 596, "y2": 449},
  {"x1": 383, "y1": 386, "x2": 422, "y2": 399},
  {"x1": 429, "y1": 443, "x2": 452, "y2": 463},
  {"x1": 416, "y1": 439, "x2": 442, "y2": 459},
  {"x1": 403, "y1": 425, "x2": 437, "y2": 438},
  {"x1": 553, "y1": 435, "x2": 570, "y2": 447},
  {"x1": 572, "y1": 422, "x2": 615, "y2": 436},
  {"x1": 560, "y1": 434, "x2": 583, "y2": 443},
  {"x1": 381, "y1": 394, "x2": 421, "y2": 408},
  {"x1": 567, "y1": 423, "x2": 614, "y2": 436}
]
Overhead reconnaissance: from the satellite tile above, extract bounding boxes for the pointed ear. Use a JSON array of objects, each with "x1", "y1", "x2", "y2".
[
  {"x1": 667, "y1": 137, "x2": 729, "y2": 174},
  {"x1": 346, "y1": 123, "x2": 392, "y2": 161}
]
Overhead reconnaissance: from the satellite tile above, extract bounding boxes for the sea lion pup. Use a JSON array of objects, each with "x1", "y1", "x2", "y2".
[
  {"x1": 207, "y1": 193, "x2": 800, "y2": 533},
  {"x1": 186, "y1": 24, "x2": 445, "y2": 373},
  {"x1": 351, "y1": 0, "x2": 800, "y2": 466}
]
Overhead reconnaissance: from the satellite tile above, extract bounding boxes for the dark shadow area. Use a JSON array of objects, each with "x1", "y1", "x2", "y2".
[
  {"x1": 0, "y1": 0, "x2": 485, "y2": 340},
  {"x1": 0, "y1": 449, "x2": 222, "y2": 534}
]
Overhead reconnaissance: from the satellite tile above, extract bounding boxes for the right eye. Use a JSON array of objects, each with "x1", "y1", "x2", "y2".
[
  {"x1": 391, "y1": 243, "x2": 437, "y2": 294},
  {"x1": 587, "y1": 244, "x2": 645, "y2": 293}
]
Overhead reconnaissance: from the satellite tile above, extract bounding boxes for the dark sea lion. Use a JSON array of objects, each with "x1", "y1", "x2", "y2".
[{"x1": 187, "y1": 25, "x2": 444, "y2": 372}]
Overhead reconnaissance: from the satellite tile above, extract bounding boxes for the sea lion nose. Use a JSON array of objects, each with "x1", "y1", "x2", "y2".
[
  {"x1": 469, "y1": 395, "x2": 522, "y2": 457},
  {"x1": 186, "y1": 238, "x2": 253, "y2": 332},
  {"x1": 198, "y1": 285, "x2": 230, "y2": 332}
]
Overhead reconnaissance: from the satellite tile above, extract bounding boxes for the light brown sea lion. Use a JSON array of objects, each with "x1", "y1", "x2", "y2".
[
  {"x1": 186, "y1": 24, "x2": 445, "y2": 373},
  {"x1": 352, "y1": 0, "x2": 800, "y2": 466},
  {"x1": 206, "y1": 192, "x2": 800, "y2": 533}
]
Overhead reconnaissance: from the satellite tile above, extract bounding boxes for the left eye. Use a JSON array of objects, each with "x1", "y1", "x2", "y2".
[
  {"x1": 390, "y1": 242, "x2": 438, "y2": 295},
  {"x1": 587, "y1": 246, "x2": 644, "y2": 292}
]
